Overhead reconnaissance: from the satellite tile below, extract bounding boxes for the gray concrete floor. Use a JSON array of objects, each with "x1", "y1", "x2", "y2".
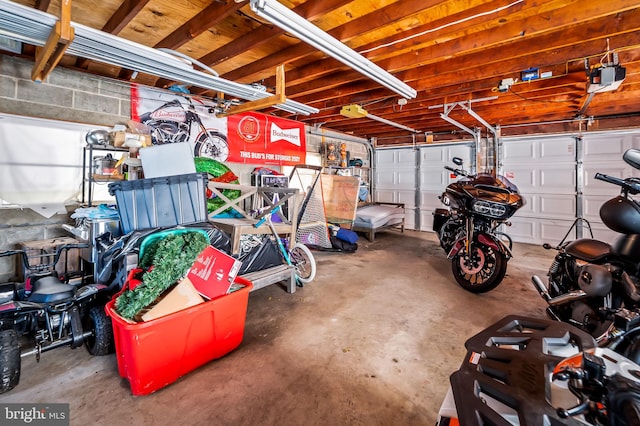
[{"x1": 0, "y1": 230, "x2": 554, "y2": 425}]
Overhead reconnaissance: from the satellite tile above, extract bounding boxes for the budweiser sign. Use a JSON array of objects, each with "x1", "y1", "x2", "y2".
[{"x1": 269, "y1": 122, "x2": 300, "y2": 146}]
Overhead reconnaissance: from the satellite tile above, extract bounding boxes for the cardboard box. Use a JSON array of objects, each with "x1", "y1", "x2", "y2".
[
  {"x1": 187, "y1": 246, "x2": 242, "y2": 300},
  {"x1": 140, "y1": 278, "x2": 205, "y2": 322},
  {"x1": 110, "y1": 131, "x2": 152, "y2": 148}
]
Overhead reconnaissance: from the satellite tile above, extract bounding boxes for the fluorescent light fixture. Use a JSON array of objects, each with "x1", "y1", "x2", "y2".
[
  {"x1": 250, "y1": 0, "x2": 417, "y2": 100},
  {"x1": 340, "y1": 104, "x2": 420, "y2": 133},
  {"x1": 0, "y1": 0, "x2": 318, "y2": 116}
]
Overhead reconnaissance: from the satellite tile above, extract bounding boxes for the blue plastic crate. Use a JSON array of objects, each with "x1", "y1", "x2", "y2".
[{"x1": 109, "y1": 173, "x2": 208, "y2": 234}]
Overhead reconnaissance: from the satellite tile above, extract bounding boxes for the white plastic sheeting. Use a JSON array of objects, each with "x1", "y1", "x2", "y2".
[{"x1": 0, "y1": 114, "x2": 94, "y2": 217}]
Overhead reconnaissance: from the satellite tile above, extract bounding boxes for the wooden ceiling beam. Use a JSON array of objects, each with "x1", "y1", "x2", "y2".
[
  {"x1": 154, "y1": 1, "x2": 244, "y2": 50},
  {"x1": 232, "y1": 0, "x2": 633, "y2": 88},
  {"x1": 284, "y1": 5, "x2": 640, "y2": 100},
  {"x1": 219, "y1": 0, "x2": 451, "y2": 83},
  {"x1": 287, "y1": 29, "x2": 639, "y2": 112},
  {"x1": 198, "y1": 0, "x2": 352, "y2": 68},
  {"x1": 34, "y1": 0, "x2": 51, "y2": 11},
  {"x1": 103, "y1": 0, "x2": 151, "y2": 35},
  {"x1": 76, "y1": 0, "x2": 151, "y2": 70}
]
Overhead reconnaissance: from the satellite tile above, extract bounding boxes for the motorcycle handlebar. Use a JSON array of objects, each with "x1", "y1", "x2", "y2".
[
  {"x1": 444, "y1": 166, "x2": 473, "y2": 177},
  {"x1": 0, "y1": 243, "x2": 89, "y2": 272},
  {"x1": 595, "y1": 172, "x2": 640, "y2": 195}
]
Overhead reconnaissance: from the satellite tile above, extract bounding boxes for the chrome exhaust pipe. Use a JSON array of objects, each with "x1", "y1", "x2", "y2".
[
  {"x1": 531, "y1": 275, "x2": 588, "y2": 306},
  {"x1": 531, "y1": 275, "x2": 551, "y2": 301},
  {"x1": 547, "y1": 291, "x2": 588, "y2": 306}
]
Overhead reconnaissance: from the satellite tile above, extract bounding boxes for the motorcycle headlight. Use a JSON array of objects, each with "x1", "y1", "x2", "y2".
[{"x1": 473, "y1": 200, "x2": 507, "y2": 218}]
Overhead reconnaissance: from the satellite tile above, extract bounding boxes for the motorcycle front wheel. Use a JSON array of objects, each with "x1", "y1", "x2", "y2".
[
  {"x1": 194, "y1": 131, "x2": 229, "y2": 162},
  {"x1": 451, "y1": 244, "x2": 508, "y2": 293}
]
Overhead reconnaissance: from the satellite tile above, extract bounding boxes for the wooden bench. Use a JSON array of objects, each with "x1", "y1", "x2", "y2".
[{"x1": 240, "y1": 264, "x2": 296, "y2": 294}]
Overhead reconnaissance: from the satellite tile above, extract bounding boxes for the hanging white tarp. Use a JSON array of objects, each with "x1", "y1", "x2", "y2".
[{"x1": 0, "y1": 114, "x2": 93, "y2": 217}]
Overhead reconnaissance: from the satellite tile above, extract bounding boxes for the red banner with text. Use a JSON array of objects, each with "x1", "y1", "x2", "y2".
[
  {"x1": 131, "y1": 86, "x2": 306, "y2": 166},
  {"x1": 226, "y1": 112, "x2": 306, "y2": 166}
]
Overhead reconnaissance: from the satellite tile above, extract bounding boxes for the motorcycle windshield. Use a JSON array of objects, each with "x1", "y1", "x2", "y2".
[{"x1": 473, "y1": 173, "x2": 519, "y2": 192}]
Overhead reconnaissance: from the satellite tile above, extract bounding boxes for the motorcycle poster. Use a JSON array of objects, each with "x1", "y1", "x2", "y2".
[{"x1": 130, "y1": 85, "x2": 306, "y2": 166}]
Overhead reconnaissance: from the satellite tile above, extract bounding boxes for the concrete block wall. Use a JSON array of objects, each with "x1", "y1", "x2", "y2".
[
  {"x1": 0, "y1": 55, "x2": 130, "y2": 280},
  {"x1": 0, "y1": 55, "x2": 131, "y2": 126}
]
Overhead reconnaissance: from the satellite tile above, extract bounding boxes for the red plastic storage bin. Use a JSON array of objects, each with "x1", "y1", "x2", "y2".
[{"x1": 105, "y1": 277, "x2": 252, "y2": 396}]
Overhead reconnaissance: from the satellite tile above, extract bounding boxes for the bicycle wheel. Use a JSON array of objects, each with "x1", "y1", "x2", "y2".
[{"x1": 289, "y1": 243, "x2": 316, "y2": 283}]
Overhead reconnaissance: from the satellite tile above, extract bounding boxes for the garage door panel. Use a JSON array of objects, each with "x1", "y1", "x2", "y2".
[
  {"x1": 397, "y1": 190, "x2": 416, "y2": 208},
  {"x1": 513, "y1": 194, "x2": 574, "y2": 220},
  {"x1": 420, "y1": 190, "x2": 442, "y2": 210},
  {"x1": 540, "y1": 167, "x2": 576, "y2": 194},
  {"x1": 376, "y1": 148, "x2": 416, "y2": 169},
  {"x1": 405, "y1": 208, "x2": 417, "y2": 230},
  {"x1": 375, "y1": 149, "x2": 395, "y2": 166},
  {"x1": 420, "y1": 209, "x2": 435, "y2": 232},
  {"x1": 502, "y1": 141, "x2": 535, "y2": 161},
  {"x1": 539, "y1": 194, "x2": 576, "y2": 219},
  {"x1": 516, "y1": 194, "x2": 537, "y2": 216},
  {"x1": 589, "y1": 222, "x2": 621, "y2": 245},
  {"x1": 583, "y1": 134, "x2": 635, "y2": 161},
  {"x1": 420, "y1": 169, "x2": 446, "y2": 192},
  {"x1": 583, "y1": 163, "x2": 631, "y2": 195},
  {"x1": 502, "y1": 136, "x2": 576, "y2": 244},
  {"x1": 501, "y1": 167, "x2": 535, "y2": 193},
  {"x1": 507, "y1": 218, "x2": 535, "y2": 242},
  {"x1": 420, "y1": 147, "x2": 447, "y2": 167},
  {"x1": 420, "y1": 144, "x2": 473, "y2": 168},
  {"x1": 502, "y1": 165, "x2": 574, "y2": 195},
  {"x1": 540, "y1": 219, "x2": 577, "y2": 245},
  {"x1": 375, "y1": 170, "x2": 416, "y2": 189},
  {"x1": 375, "y1": 172, "x2": 396, "y2": 188},
  {"x1": 503, "y1": 137, "x2": 575, "y2": 162},
  {"x1": 375, "y1": 189, "x2": 415, "y2": 208},
  {"x1": 539, "y1": 139, "x2": 575, "y2": 161}
]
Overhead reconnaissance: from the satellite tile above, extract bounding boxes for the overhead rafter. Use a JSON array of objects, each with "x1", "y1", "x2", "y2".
[
  {"x1": 0, "y1": 0, "x2": 318, "y2": 116},
  {"x1": 31, "y1": 0, "x2": 74, "y2": 82},
  {"x1": 216, "y1": 65, "x2": 287, "y2": 117}
]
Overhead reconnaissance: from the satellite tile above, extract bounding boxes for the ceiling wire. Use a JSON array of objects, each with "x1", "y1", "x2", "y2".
[{"x1": 358, "y1": 0, "x2": 525, "y2": 55}]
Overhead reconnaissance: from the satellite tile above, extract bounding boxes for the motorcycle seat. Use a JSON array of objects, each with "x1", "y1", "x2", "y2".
[
  {"x1": 565, "y1": 239, "x2": 611, "y2": 262},
  {"x1": 28, "y1": 276, "x2": 75, "y2": 303}
]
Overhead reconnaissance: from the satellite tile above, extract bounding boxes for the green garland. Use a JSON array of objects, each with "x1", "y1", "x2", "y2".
[{"x1": 115, "y1": 231, "x2": 209, "y2": 320}]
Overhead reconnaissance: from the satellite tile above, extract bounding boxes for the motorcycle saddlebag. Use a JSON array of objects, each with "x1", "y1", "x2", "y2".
[{"x1": 433, "y1": 208, "x2": 450, "y2": 233}]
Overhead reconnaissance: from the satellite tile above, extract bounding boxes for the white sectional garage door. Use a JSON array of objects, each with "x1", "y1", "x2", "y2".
[
  {"x1": 374, "y1": 147, "x2": 418, "y2": 229},
  {"x1": 374, "y1": 143, "x2": 473, "y2": 231},
  {"x1": 501, "y1": 135, "x2": 577, "y2": 245},
  {"x1": 581, "y1": 131, "x2": 640, "y2": 244},
  {"x1": 500, "y1": 130, "x2": 640, "y2": 246},
  {"x1": 373, "y1": 130, "x2": 640, "y2": 242},
  {"x1": 418, "y1": 143, "x2": 474, "y2": 232}
]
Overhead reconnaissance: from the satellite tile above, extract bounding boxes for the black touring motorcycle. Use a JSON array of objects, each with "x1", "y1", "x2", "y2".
[
  {"x1": 434, "y1": 157, "x2": 525, "y2": 293},
  {"x1": 0, "y1": 244, "x2": 115, "y2": 393}
]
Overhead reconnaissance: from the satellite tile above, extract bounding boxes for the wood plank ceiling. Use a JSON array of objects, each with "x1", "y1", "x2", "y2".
[{"x1": 3, "y1": 0, "x2": 640, "y2": 145}]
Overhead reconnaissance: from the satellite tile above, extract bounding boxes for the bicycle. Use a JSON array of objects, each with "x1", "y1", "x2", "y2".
[{"x1": 254, "y1": 205, "x2": 316, "y2": 286}]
